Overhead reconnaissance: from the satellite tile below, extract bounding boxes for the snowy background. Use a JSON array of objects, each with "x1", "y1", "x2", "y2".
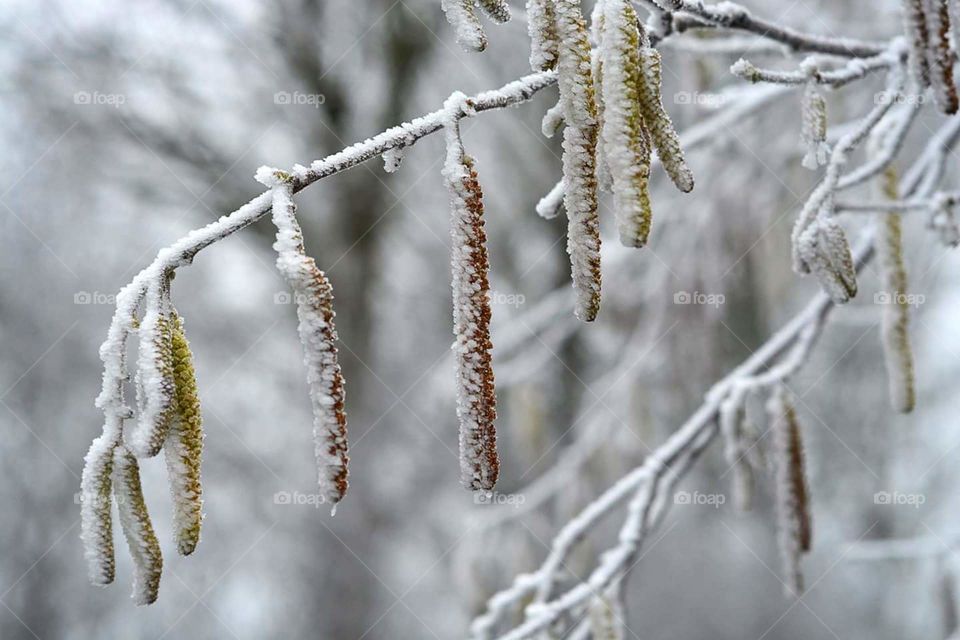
[{"x1": 3, "y1": 0, "x2": 960, "y2": 638}]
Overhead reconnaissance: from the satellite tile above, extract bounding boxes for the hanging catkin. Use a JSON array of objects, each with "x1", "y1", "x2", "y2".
[
  {"x1": 80, "y1": 436, "x2": 117, "y2": 586},
  {"x1": 588, "y1": 591, "x2": 625, "y2": 640},
  {"x1": 903, "y1": 0, "x2": 932, "y2": 86},
  {"x1": 795, "y1": 199, "x2": 858, "y2": 304},
  {"x1": 719, "y1": 388, "x2": 755, "y2": 512},
  {"x1": 442, "y1": 0, "x2": 488, "y2": 52},
  {"x1": 163, "y1": 311, "x2": 205, "y2": 555},
  {"x1": 877, "y1": 167, "x2": 916, "y2": 413},
  {"x1": 556, "y1": 0, "x2": 602, "y2": 321},
  {"x1": 526, "y1": 0, "x2": 559, "y2": 71},
  {"x1": 637, "y1": 45, "x2": 695, "y2": 193},
  {"x1": 599, "y1": 0, "x2": 654, "y2": 247},
  {"x1": 800, "y1": 80, "x2": 830, "y2": 170},
  {"x1": 258, "y1": 168, "x2": 350, "y2": 508},
  {"x1": 768, "y1": 386, "x2": 812, "y2": 597},
  {"x1": 113, "y1": 446, "x2": 163, "y2": 605},
  {"x1": 441, "y1": 102, "x2": 500, "y2": 491},
  {"x1": 130, "y1": 279, "x2": 176, "y2": 458},
  {"x1": 925, "y1": 0, "x2": 959, "y2": 113},
  {"x1": 477, "y1": 0, "x2": 512, "y2": 24}
]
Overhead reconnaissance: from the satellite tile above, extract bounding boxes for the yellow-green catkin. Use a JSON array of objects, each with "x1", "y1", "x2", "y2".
[
  {"x1": 113, "y1": 446, "x2": 163, "y2": 605},
  {"x1": 599, "y1": 0, "x2": 654, "y2": 247},
  {"x1": 132, "y1": 307, "x2": 176, "y2": 458},
  {"x1": 163, "y1": 312, "x2": 204, "y2": 555},
  {"x1": 878, "y1": 167, "x2": 916, "y2": 413},
  {"x1": 556, "y1": 0, "x2": 602, "y2": 321},
  {"x1": 637, "y1": 46, "x2": 695, "y2": 193}
]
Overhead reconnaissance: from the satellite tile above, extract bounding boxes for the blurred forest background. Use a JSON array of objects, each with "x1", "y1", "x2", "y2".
[{"x1": 3, "y1": 0, "x2": 960, "y2": 638}]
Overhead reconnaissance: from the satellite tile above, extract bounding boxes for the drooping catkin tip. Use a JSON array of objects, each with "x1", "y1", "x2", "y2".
[{"x1": 112, "y1": 446, "x2": 163, "y2": 606}]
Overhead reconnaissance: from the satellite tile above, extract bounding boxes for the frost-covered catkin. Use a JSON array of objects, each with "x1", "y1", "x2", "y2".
[
  {"x1": 130, "y1": 282, "x2": 176, "y2": 458},
  {"x1": 903, "y1": 0, "x2": 932, "y2": 85},
  {"x1": 258, "y1": 168, "x2": 350, "y2": 508},
  {"x1": 768, "y1": 386, "x2": 812, "y2": 597},
  {"x1": 80, "y1": 436, "x2": 116, "y2": 586},
  {"x1": 925, "y1": 0, "x2": 960, "y2": 113},
  {"x1": 588, "y1": 592, "x2": 625, "y2": 640},
  {"x1": 599, "y1": 0, "x2": 654, "y2": 247},
  {"x1": 477, "y1": 0, "x2": 512, "y2": 24},
  {"x1": 719, "y1": 390, "x2": 754, "y2": 512},
  {"x1": 527, "y1": 0, "x2": 559, "y2": 71},
  {"x1": 795, "y1": 202, "x2": 858, "y2": 304},
  {"x1": 163, "y1": 312, "x2": 204, "y2": 555},
  {"x1": 556, "y1": 0, "x2": 602, "y2": 321},
  {"x1": 877, "y1": 168, "x2": 916, "y2": 413},
  {"x1": 442, "y1": 0, "x2": 488, "y2": 52},
  {"x1": 637, "y1": 46, "x2": 695, "y2": 193},
  {"x1": 112, "y1": 446, "x2": 163, "y2": 605},
  {"x1": 441, "y1": 111, "x2": 499, "y2": 491},
  {"x1": 800, "y1": 81, "x2": 830, "y2": 170}
]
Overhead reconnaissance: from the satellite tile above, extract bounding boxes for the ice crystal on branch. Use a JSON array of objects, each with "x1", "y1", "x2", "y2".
[
  {"x1": 441, "y1": 98, "x2": 499, "y2": 491},
  {"x1": 259, "y1": 169, "x2": 350, "y2": 509}
]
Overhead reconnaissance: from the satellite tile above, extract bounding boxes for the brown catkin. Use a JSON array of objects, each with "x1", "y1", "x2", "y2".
[
  {"x1": 443, "y1": 118, "x2": 499, "y2": 491},
  {"x1": 926, "y1": 0, "x2": 959, "y2": 113},
  {"x1": 768, "y1": 386, "x2": 812, "y2": 596}
]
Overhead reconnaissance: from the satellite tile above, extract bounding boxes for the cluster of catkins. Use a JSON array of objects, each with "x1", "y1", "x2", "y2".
[
  {"x1": 902, "y1": 0, "x2": 959, "y2": 114},
  {"x1": 80, "y1": 168, "x2": 352, "y2": 605},
  {"x1": 718, "y1": 382, "x2": 813, "y2": 596},
  {"x1": 81, "y1": 277, "x2": 203, "y2": 605},
  {"x1": 534, "y1": 0, "x2": 694, "y2": 320},
  {"x1": 433, "y1": 0, "x2": 694, "y2": 492}
]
